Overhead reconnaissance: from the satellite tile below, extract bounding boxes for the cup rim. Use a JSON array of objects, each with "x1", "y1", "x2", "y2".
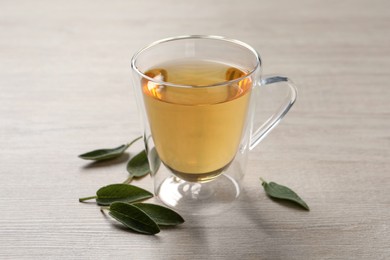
[{"x1": 131, "y1": 35, "x2": 261, "y2": 88}]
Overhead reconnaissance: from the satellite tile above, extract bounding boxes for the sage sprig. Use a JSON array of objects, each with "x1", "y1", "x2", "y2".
[
  {"x1": 79, "y1": 140, "x2": 185, "y2": 235},
  {"x1": 260, "y1": 178, "x2": 310, "y2": 211},
  {"x1": 79, "y1": 183, "x2": 153, "y2": 205},
  {"x1": 108, "y1": 202, "x2": 161, "y2": 235},
  {"x1": 80, "y1": 184, "x2": 185, "y2": 235},
  {"x1": 105, "y1": 202, "x2": 185, "y2": 235},
  {"x1": 78, "y1": 136, "x2": 142, "y2": 161}
]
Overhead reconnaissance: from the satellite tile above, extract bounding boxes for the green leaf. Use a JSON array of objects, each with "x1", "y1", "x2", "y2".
[
  {"x1": 109, "y1": 202, "x2": 160, "y2": 235},
  {"x1": 78, "y1": 136, "x2": 142, "y2": 161},
  {"x1": 127, "y1": 150, "x2": 150, "y2": 177},
  {"x1": 133, "y1": 203, "x2": 185, "y2": 226},
  {"x1": 261, "y1": 178, "x2": 310, "y2": 211},
  {"x1": 78, "y1": 144, "x2": 128, "y2": 161},
  {"x1": 149, "y1": 147, "x2": 161, "y2": 174},
  {"x1": 96, "y1": 183, "x2": 153, "y2": 206}
]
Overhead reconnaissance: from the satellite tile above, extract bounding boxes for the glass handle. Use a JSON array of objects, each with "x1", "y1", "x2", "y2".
[{"x1": 249, "y1": 75, "x2": 298, "y2": 150}]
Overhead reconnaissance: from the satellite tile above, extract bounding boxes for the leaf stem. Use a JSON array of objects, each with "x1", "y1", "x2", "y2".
[
  {"x1": 259, "y1": 177, "x2": 267, "y2": 184},
  {"x1": 79, "y1": 195, "x2": 97, "y2": 202},
  {"x1": 123, "y1": 175, "x2": 134, "y2": 184},
  {"x1": 100, "y1": 206, "x2": 110, "y2": 213},
  {"x1": 126, "y1": 136, "x2": 143, "y2": 149}
]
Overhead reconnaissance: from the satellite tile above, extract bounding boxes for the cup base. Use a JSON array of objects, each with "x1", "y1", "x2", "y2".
[{"x1": 156, "y1": 174, "x2": 240, "y2": 216}]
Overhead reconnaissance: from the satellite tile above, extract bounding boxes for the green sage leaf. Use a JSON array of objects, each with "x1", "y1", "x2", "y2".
[
  {"x1": 133, "y1": 203, "x2": 184, "y2": 226},
  {"x1": 78, "y1": 136, "x2": 142, "y2": 161},
  {"x1": 109, "y1": 202, "x2": 160, "y2": 235},
  {"x1": 261, "y1": 178, "x2": 310, "y2": 211},
  {"x1": 78, "y1": 144, "x2": 128, "y2": 161},
  {"x1": 96, "y1": 183, "x2": 153, "y2": 206},
  {"x1": 149, "y1": 147, "x2": 161, "y2": 174},
  {"x1": 127, "y1": 150, "x2": 150, "y2": 177}
]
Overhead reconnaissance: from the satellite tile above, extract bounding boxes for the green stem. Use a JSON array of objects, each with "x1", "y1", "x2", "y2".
[
  {"x1": 100, "y1": 206, "x2": 109, "y2": 213},
  {"x1": 125, "y1": 136, "x2": 143, "y2": 150},
  {"x1": 259, "y1": 177, "x2": 267, "y2": 184},
  {"x1": 79, "y1": 195, "x2": 97, "y2": 202},
  {"x1": 123, "y1": 175, "x2": 134, "y2": 184}
]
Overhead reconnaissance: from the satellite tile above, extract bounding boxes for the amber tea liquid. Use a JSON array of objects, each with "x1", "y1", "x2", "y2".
[{"x1": 142, "y1": 60, "x2": 252, "y2": 182}]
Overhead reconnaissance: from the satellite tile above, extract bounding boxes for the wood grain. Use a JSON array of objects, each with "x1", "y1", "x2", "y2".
[{"x1": 0, "y1": 0, "x2": 389, "y2": 259}]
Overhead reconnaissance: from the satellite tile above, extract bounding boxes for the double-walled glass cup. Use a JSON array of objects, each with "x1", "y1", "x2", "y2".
[{"x1": 131, "y1": 35, "x2": 297, "y2": 215}]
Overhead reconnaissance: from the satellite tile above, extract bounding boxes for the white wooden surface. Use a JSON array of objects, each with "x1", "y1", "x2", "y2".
[{"x1": 1, "y1": 0, "x2": 389, "y2": 259}]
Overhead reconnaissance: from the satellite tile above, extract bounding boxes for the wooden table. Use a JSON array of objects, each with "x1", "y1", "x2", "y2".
[{"x1": 1, "y1": 0, "x2": 389, "y2": 259}]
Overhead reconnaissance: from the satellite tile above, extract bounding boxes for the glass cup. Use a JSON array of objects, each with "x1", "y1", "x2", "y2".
[{"x1": 131, "y1": 35, "x2": 297, "y2": 215}]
